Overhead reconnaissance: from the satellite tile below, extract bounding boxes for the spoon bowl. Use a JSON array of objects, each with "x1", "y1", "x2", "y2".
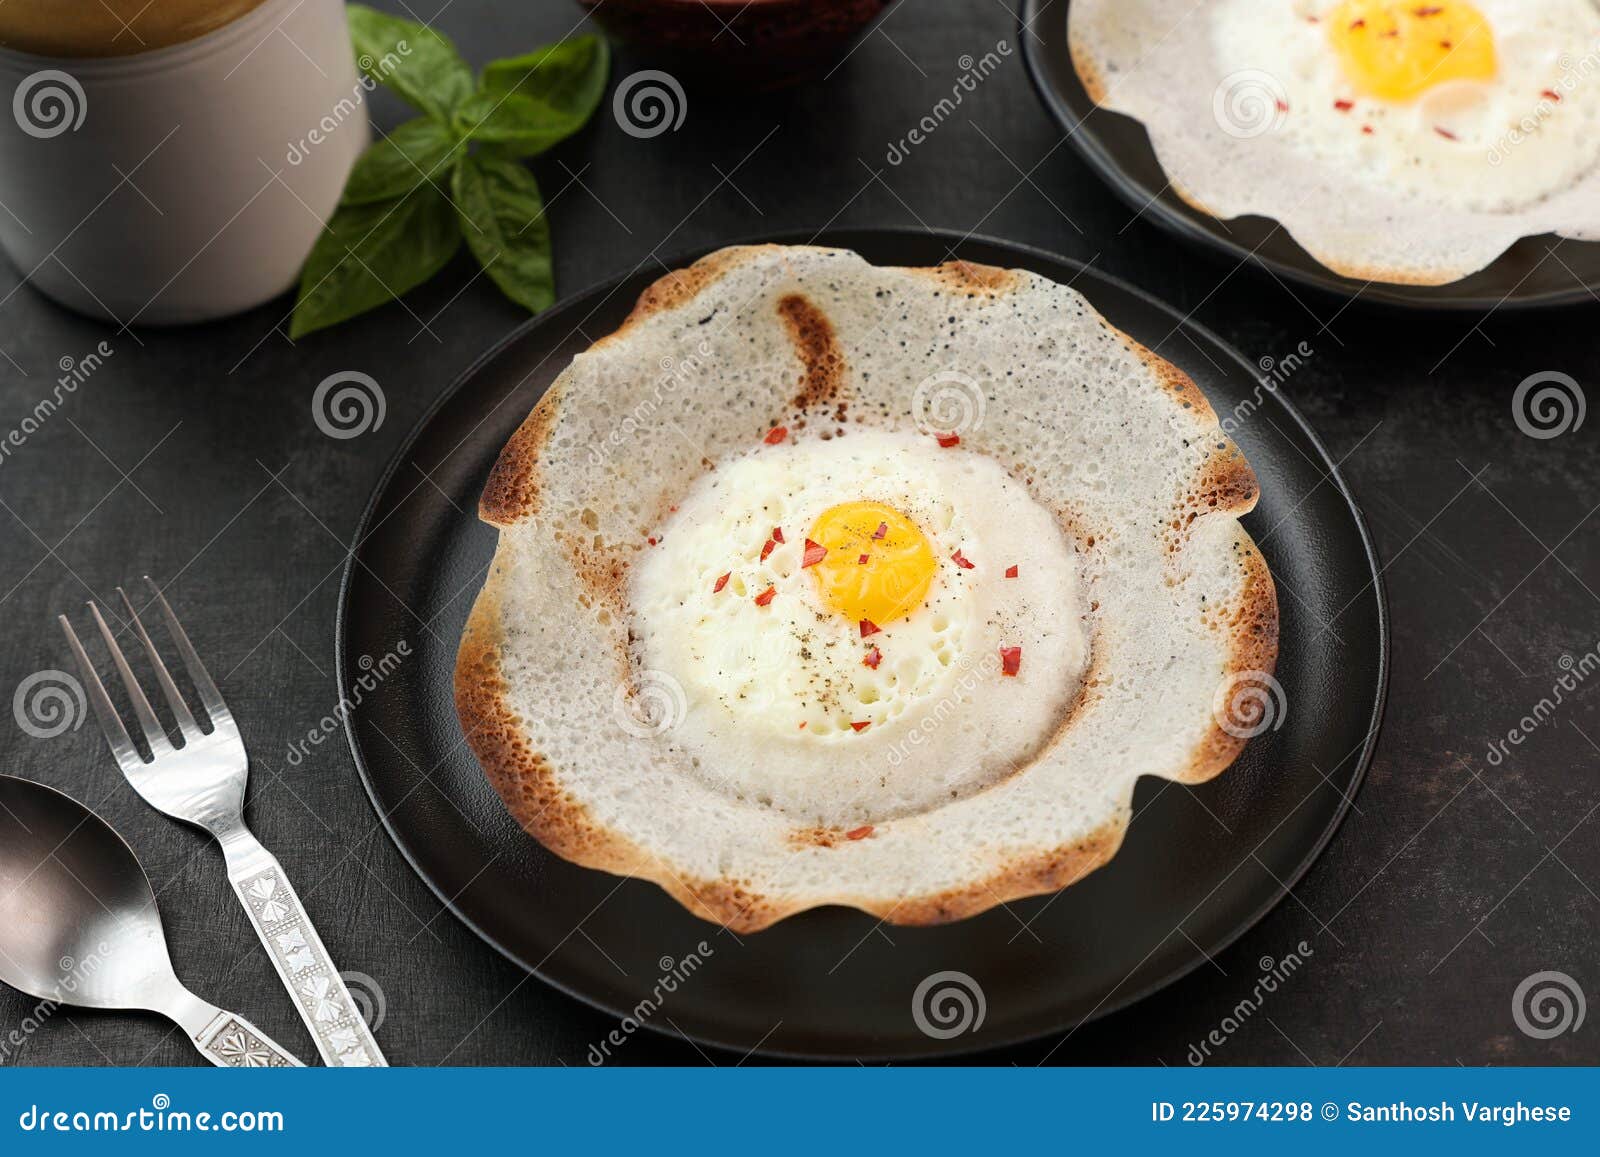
[
  {"x1": 0, "y1": 775, "x2": 303, "y2": 1066},
  {"x1": 0, "y1": 775, "x2": 171, "y2": 1010}
]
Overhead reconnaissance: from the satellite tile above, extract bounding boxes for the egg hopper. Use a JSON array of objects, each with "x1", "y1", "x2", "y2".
[
  {"x1": 1021, "y1": 0, "x2": 1600, "y2": 311},
  {"x1": 338, "y1": 227, "x2": 1387, "y2": 1061}
]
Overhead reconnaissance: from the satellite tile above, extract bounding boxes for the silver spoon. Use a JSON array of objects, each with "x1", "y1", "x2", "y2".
[{"x1": 0, "y1": 775, "x2": 303, "y2": 1066}]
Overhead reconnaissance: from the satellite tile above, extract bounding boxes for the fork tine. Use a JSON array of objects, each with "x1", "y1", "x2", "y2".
[
  {"x1": 59, "y1": 614, "x2": 143, "y2": 769},
  {"x1": 87, "y1": 600, "x2": 173, "y2": 755},
  {"x1": 117, "y1": 586, "x2": 200, "y2": 738},
  {"x1": 143, "y1": 577, "x2": 231, "y2": 726}
]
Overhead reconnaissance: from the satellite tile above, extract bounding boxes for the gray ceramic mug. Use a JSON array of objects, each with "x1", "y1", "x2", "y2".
[{"x1": 0, "y1": 0, "x2": 368, "y2": 325}]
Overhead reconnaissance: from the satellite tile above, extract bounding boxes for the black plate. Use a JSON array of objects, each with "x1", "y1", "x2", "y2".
[
  {"x1": 1021, "y1": 0, "x2": 1600, "y2": 310},
  {"x1": 338, "y1": 228, "x2": 1387, "y2": 1061}
]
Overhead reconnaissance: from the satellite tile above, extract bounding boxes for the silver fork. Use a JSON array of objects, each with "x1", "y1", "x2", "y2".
[{"x1": 60, "y1": 577, "x2": 387, "y2": 1068}]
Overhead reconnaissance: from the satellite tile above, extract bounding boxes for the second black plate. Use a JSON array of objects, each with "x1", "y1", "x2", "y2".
[
  {"x1": 338, "y1": 228, "x2": 1386, "y2": 1060},
  {"x1": 1021, "y1": 0, "x2": 1600, "y2": 310}
]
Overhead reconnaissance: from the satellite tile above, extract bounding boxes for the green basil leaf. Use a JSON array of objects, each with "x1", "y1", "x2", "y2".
[
  {"x1": 480, "y1": 34, "x2": 609, "y2": 111},
  {"x1": 470, "y1": 34, "x2": 610, "y2": 156},
  {"x1": 290, "y1": 186, "x2": 461, "y2": 338},
  {"x1": 451, "y1": 152, "x2": 553, "y2": 314},
  {"x1": 450, "y1": 92, "x2": 574, "y2": 157},
  {"x1": 341, "y1": 118, "x2": 463, "y2": 206},
  {"x1": 347, "y1": 4, "x2": 474, "y2": 123}
]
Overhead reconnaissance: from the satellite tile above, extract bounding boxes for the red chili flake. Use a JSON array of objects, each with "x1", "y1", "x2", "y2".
[
  {"x1": 801, "y1": 539, "x2": 828, "y2": 568},
  {"x1": 1004, "y1": 564, "x2": 1019, "y2": 579},
  {"x1": 857, "y1": 553, "x2": 870, "y2": 565},
  {"x1": 935, "y1": 432, "x2": 961, "y2": 448},
  {"x1": 763, "y1": 426, "x2": 787, "y2": 445},
  {"x1": 859, "y1": 619, "x2": 880, "y2": 638},
  {"x1": 951, "y1": 548, "x2": 975, "y2": 570},
  {"x1": 754, "y1": 585, "x2": 776, "y2": 607},
  {"x1": 1439, "y1": 39, "x2": 1452, "y2": 49},
  {"x1": 849, "y1": 721, "x2": 871, "y2": 733},
  {"x1": 1275, "y1": 99, "x2": 1289, "y2": 112},
  {"x1": 1334, "y1": 99, "x2": 1354, "y2": 112},
  {"x1": 647, "y1": 536, "x2": 657, "y2": 546},
  {"x1": 871, "y1": 521, "x2": 888, "y2": 540},
  {"x1": 1361, "y1": 124, "x2": 1375, "y2": 135},
  {"x1": 760, "y1": 538, "x2": 777, "y2": 562},
  {"x1": 798, "y1": 721, "x2": 806, "y2": 729},
  {"x1": 1542, "y1": 89, "x2": 1562, "y2": 103},
  {"x1": 863, "y1": 646, "x2": 882, "y2": 670},
  {"x1": 1433, "y1": 126, "x2": 1458, "y2": 141},
  {"x1": 713, "y1": 572, "x2": 730, "y2": 594},
  {"x1": 845, "y1": 825, "x2": 874, "y2": 840},
  {"x1": 1000, "y1": 646, "x2": 1022, "y2": 677},
  {"x1": 771, "y1": 526, "x2": 785, "y2": 544},
  {"x1": 1349, "y1": 17, "x2": 1365, "y2": 28}
]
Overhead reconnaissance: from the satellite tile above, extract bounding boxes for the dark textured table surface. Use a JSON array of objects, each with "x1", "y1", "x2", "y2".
[{"x1": 1, "y1": 0, "x2": 1597, "y2": 1067}]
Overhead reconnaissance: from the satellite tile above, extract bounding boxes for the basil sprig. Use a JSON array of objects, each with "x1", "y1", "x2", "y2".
[{"x1": 291, "y1": 7, "x2": 608, "y2": 338}]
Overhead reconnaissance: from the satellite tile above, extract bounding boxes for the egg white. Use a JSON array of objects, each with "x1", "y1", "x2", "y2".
[
  {"x1": 1213, "y1": 0, "x2": 1600, "y2": 212},
  {"x1": 629, "y1": 428, "x2": 1089, "y2": 826}
]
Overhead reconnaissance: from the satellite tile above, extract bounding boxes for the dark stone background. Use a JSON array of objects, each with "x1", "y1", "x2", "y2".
[{"x1": 0, "y1": 0, "x2": 1595, "y2": 1066}]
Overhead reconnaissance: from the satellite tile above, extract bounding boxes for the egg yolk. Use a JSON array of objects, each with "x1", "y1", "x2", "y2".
[
  {"x1": 1327, "y1": 0, "x2": 1497, "y2": 103},
  {"x1": 808, "y1": 501, "x2": 936, "y2": 626}
]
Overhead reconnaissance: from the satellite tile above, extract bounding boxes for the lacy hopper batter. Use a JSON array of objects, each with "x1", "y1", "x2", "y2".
[
  {"x1": 1070, "y1": 0, "x2": 1600, "y2": 284},
  {"x1": 453, "y1": 245, "x2": 1279, "y2": 933}
]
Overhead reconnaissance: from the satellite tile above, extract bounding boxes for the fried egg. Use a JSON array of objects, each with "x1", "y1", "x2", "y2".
[
  {"x1": 1219, "y1": 0, "x2": 1600, "y2": 212},
  {"x1": 632, "y1": 428, "x2": 1088, "y2": 824},
  {"x1": 1071, "y1": 0, "x2": 1600, "y2": 282}
]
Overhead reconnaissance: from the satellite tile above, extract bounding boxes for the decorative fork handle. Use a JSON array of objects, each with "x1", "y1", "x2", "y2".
[{"x1": 221, "y1": 831, "x2": 387, "y2": 1067}]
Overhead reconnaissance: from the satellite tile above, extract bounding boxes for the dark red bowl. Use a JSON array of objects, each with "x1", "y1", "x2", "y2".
[{"x1": 579, "y1": 0, "x2": 893, "y2": 89}]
